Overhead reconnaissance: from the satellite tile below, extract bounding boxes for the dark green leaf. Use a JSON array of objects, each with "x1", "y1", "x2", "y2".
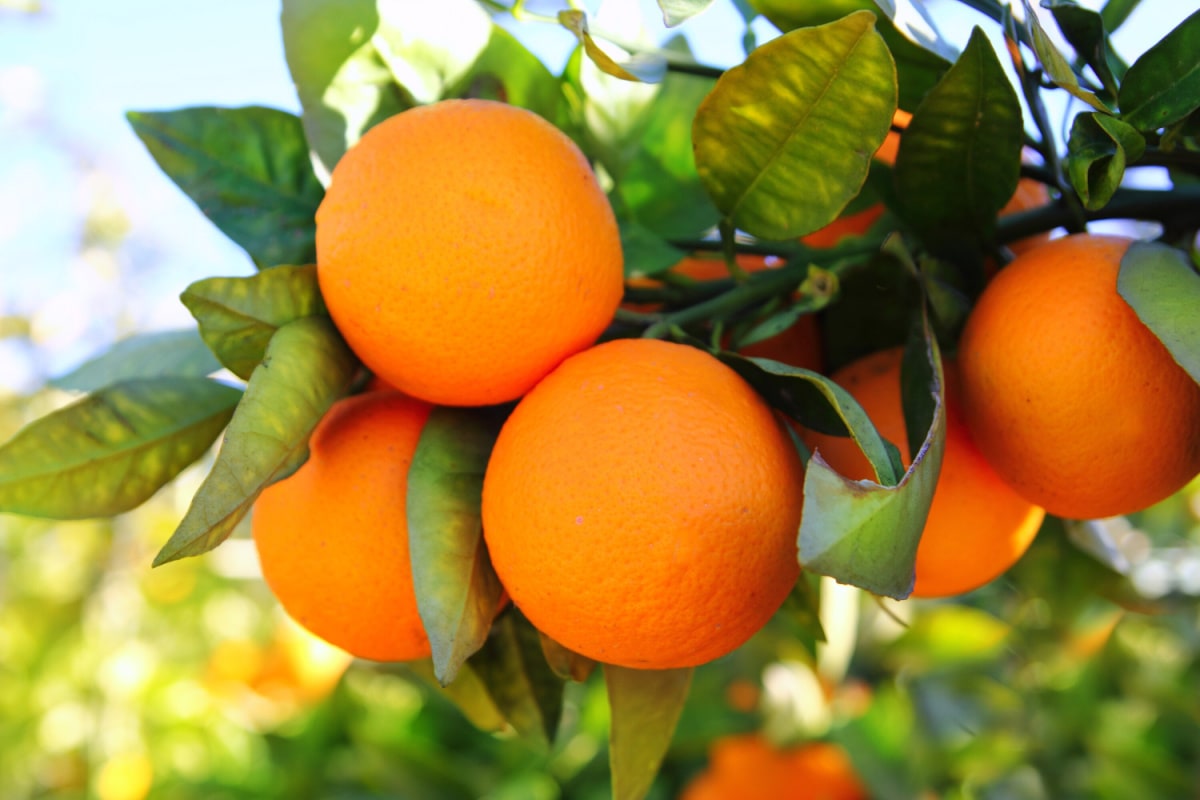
[
  {"x1": 1066, "y1": 112, "x2": 1146, "y2": 210},
  {"x1": 1022, "y1": 0, "x2": 1110, "y2": 112},
  {"x1": 49, "y1": 329, "x2": 221, "y2": 392},
  {"x1": 281, "y1": 0, "x2": 415, "y2": 178},
  {"x1": 1045, "y1": 0, "x2": 1124, "y2": 94},
  {"x1": 894, "y1": 27, "x2": 1023, "y2": 251},
  {"x1": 1100, "y1": 0, "x2": 1140, "y2": 33},
  {"x1": 469, "y1": 609, "x2": 565, "y2": 747},
  {"x1": 558, "y1": 10, "x2": 667, "y2": 83},
  {"x1": 719, "y1": 354, "x2": 904, "y2": 482},
  {"x1": 1119, "y1": 8, "x2": 1200, "y2": 131},
  {"x1": 1117, "y1": 241, "x2": 1200, "y2": 383},
  {"x1": 0, "y1": 378, "x2": 240, "y2": 519},
  {"x1": 879, "y1": 21, "x2": 954, "y2": 112},
  {"x1": 407, "y1": 407, "x2": 506, "y2": 686},
  {"x1": 152, "y1": 316, "x2": 357, "y2": 566},
  {"x1": 798, "y1": 326, "x2": 945, "y2": 599},
  {"x1": 605, "y1": 664, "x2": 693, "y2": 800},
  {"x1": 126, "y1": 106, "x2": 323, "y2": 269},
  {"x1": 658, "y1": 0, "x2": 715, "y2": 26},
  {"x1": 180, "y1": 264, "x2": 327, "y2": 381},
  {"x1": 821, "y1": 252, "x2": 920, "y2": 371},
  {"x1": 693, "y1": 10, "x2": 897, "y2": 240}
]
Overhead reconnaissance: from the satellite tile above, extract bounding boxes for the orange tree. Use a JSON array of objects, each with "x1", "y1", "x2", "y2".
[{"x1": 2, "y1": 1, "x2": 1200, "y2": 797}]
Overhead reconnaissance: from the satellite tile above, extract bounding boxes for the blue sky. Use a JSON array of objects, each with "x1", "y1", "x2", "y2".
[{"x1": 0, "y1": 0, "x2": 1188, "y2": 392}]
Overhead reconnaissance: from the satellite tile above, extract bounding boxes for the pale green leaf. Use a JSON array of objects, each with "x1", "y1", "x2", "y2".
[
  {"x1": 0, "y1": 378, "x2": 240, "y2": 519},
  {"x1": 693, "y1": 10, "x2": 897, "y2": 239},
  {"x1": 152, "y1": 316, "x2": 357, "y2": 565}
]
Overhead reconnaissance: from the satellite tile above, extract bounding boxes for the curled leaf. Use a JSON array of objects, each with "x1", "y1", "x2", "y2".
[{"x1": 153, "y1": 316, "x2": 357, "y2": 566}]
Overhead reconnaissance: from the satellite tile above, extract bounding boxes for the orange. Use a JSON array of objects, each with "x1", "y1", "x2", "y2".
[
  {"x1": 316, "y1": 99, "x2": 624, "y2": 407},
  {"x1": 1001, "y1": 177, "x2": 1053, "y2": 256},
  {"x1": 481, "y1": 338, "x2": 805, "y2": 669},
  {"x1": 958, "y1": 233, "x2": 1200, "y2": 519},
  {"x1": 626, "y1": 253, "x2": 824, "y2": 372},
  {"x1": 681, "y1": 734, "x2": 867, "y2": 800},
  {"x1": 252, "y1": 391, "x2": 434, "y2": 661},
  {"x1": 803, "y1": 348, "x2": 1044, "y2": 597}
]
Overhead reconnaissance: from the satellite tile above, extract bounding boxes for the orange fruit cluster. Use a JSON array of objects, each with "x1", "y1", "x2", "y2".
[{"x1": 250, "y1": 96, "x2": 1199, "y2": 679}]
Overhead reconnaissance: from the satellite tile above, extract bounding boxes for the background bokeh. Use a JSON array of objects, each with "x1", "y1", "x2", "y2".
[{"x1": 3, "y1": 2, "x2": 1200, "y2": 799}]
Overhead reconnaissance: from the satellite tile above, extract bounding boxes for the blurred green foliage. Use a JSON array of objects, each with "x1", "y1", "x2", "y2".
[{"x1": 4, "y1": 384, "x2": 1200, "y2": 800}]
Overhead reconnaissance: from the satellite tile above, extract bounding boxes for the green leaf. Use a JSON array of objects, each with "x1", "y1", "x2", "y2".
[
  {"x1": 1022, "y1": 0, "x2": 1110, "y2": 112},
  {"x1": 617, "y1": 41, "x2": 720, "y2": 239},
  {"x1": 1117, "y1": 241, "x2": 1200, "y2": 383},
  {"x1": 180, "y1": 264, "x2": 327, "y2": 381},
  {"x1": 1100, "y1": 0, "x2": 1140, "y2": 33},
  {"x1": 749, "y1": 0, "x2": 953, "y2": 111},
  {"x1": 619, "y1": 220, "x2": 689, "y2": 280},
  {"x1": 1045, "y1": 0, "x2": 1124, "y2": 94},
  {"x1": 693, "y1": 10, "x2": 897, "y2": 240},
  {"x1": 893, "y1": 27, "x2": 1023, "y2": 251},
  {"x1": 0, "y1": 378, "x2": 240, "y2": 519},
  {"x1": 404, "y1": 660, "x2": 508, "y2": 733},
  {"x1": 1119, "y1": 8, "x2": 1200, "y2": 131},
  {"x1": 152, "y1": 316, "x2": 357, "y2": 566},
  {"x1": 558, "y1": 10, "x2": 667, "y2": 84},
  {"x1": 407, "y1": 407, "x2": 506, "y2": 686},
  {"x1": 605, "y1": 664, "x2": 693, "y2": 800},
  {"x1": 447, "y1": 25, "x2": 564, "y2": 124},
  {"x1": 820, "y1": 252, "x2": 920, "y2": 370},
  {"x1": 469, "y1": 609, "x2": 565, "y2": 747},
  {"x1": 719, "y1": 354, "x2": 904, "y2": 483},
  {"x1": 49, "y1": 329, "x2": 221, "y2": 392},
  {"x1": 281, "y1": 0, "x2": 415, "y2": 179},
  {"x1": 126, "y1": 106, "x2": 323, "y2": 269},
  {"x1": 878, "y1": 20, "x2": 954, "y2": 112},
  {"x1": 562, "y1": 45, "x2": 660, "y2": 176},
  {"x1": 798, "y1": 330, "x2": 946, "y2": 599},
  {"x1": 1065, "y1": 112, "x2": 1146, "y2": 210},
  {"x1": 658, "y1": 0, "x2": 715, "y2": 26},
  {"x1": 538, "y1": 633, "x2": 596, "y2": 683}
]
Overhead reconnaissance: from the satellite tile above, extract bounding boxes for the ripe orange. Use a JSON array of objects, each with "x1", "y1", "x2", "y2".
[
  {"x1": 316, "y1": 99, "x2": 624, "y2": 407},
  {"x1": 958, "y1": 233, "x2": 1200, "y2": 519},
  {"x1": 803, "y1": 348, "x2": 1044, "y2": 598},
  {"x1": 626, "y1": 253, "x2": 824, "y2": 372},
  {"x1": 481, "y1": 338, "x2": 805, "y2": 669},
  {"x1": 252, "y1": 391, "x2": 434, "y2": 661},
  {"x1": 681, "y1": 734, "x2": 867, "y2": 800}
]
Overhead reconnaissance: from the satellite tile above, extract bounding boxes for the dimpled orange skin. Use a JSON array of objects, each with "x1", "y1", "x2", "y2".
[
  {"x1": 680, "y1": 735, "x2": 867, "y2": 800},
  {"x1": 958, "y1": 233, "x2": 1200, "y2": 519},
  {"x1": 481, "y1": 338, "x2": 805, "y2": 669},
  {"x1": 316, "y1": 99, "x2": 624, "y2": 407},
  {"x1": 804, "y1": 348, "x2": 1045, "y2": 598},
  {"x1": 625, "y1": 254, "x2": 824, "y2": 372},
  {"x1": 252, "y1": 392, "x2": 433, "y2": 662}
]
